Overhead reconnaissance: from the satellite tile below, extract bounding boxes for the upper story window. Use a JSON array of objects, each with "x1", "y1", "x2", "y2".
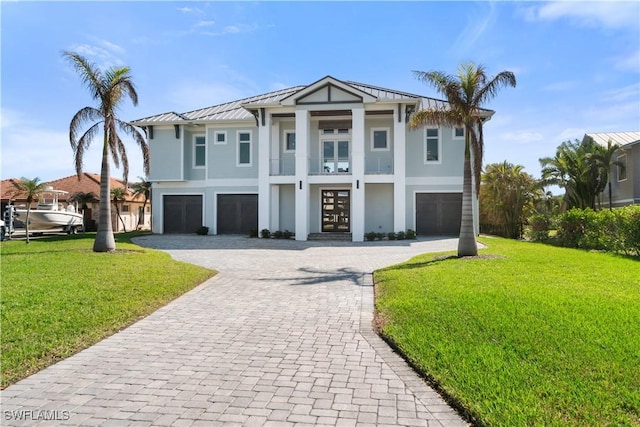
[
  {"x1": 453, "y1": 127, "x2": 465, "y2": 139},
  {"x1": 194, "y1": 135, "x2": 206, "y2": 168},
  {"x1": 425, "y1": 128, "x2": 441, "y2": 163},
  {"x1": 284, "y1": 131, "x2": 296, "y2": 152},
  {"x1": 371, "y1": 128, "x2": 390, "y2": 151},
  {"x1": 617, "y1": 154, "x2": 627, "y2": 181},
  {"x1": 214, "y1": 131, "x2": 227, "y2": 145},
  {"x1": 237, "y1": 131, "x2": 252, "y2": 166}
]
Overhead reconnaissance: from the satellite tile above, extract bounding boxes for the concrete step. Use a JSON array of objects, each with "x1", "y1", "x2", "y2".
[{"x1": 308, "y1": 232, "x2": 352, "y2": 241}]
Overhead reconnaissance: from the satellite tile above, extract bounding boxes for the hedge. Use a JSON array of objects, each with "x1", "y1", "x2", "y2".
[{"x1": 540, "y1": 206, "x2": 640, "y2": 256}]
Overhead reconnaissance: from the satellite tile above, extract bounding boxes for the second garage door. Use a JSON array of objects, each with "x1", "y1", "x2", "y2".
[
  {"x1": 217, "y1": 194, "x2": 258, "y2": 235},
  {"x1": 416, "y1": 193, "x2": 462, "y2": 236}
]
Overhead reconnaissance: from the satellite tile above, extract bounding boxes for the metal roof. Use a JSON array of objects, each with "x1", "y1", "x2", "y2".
[
  {"x1": 131, "y1": 77, "x2": 491, "y2": 125},
  {"x1": 587, "y1": 132, "x2": 640, "y2": 147}
]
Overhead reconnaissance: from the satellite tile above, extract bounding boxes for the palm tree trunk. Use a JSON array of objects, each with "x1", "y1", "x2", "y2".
[
  {"x1": 93, "y1": 136, "x2": 116, "y2": 252},
  {"x1": 25, "y1": 204, "x2": 31, "y2": 244},
  {"x1": 608, "y1": 181, "x2": 613, "y2": 210},
  {"x1": 458, "y1": 140, "x2": 478, "y2": 256}
]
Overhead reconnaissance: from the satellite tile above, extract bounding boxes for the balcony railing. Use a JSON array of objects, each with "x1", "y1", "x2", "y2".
[
  {"x1": 270, "y1": 158, "x2": 296, "y2": 176},
  {"x1": 365, "y1": 159, "x2": 394, "y2": 175}
]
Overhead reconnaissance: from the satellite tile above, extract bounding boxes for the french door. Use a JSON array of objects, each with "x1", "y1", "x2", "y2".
[{"x1": 322, "y1": 140, "x2": 350, "y2": 173}]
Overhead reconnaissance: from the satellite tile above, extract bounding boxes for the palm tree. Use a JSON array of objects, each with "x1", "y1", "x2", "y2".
[
  {"x1": 540, "y1": 139, "x2": 614, "y2": 210},
  {"x1": 480, "y1": 162, "x2": 542, "y2": 238},
  {"x1": 410, "y1": 62, "x2": 516, "y2": 256},
  {"x1": 110, "y1": 187, "x2": 127, "y2": 233},
  {"x1": 12, "y1": 177, "x2": 46, "y2": 244},
  {"x1": 70, "y1": 191, "x2": 98, "y2": 231},
  {"x1": 590, "y1": 138, "x2": 624, "y2": 210},
  {"x1": 131, "y1": 177, "x2": 151, "y2": 229},
  {"x1": 64, "y1": 51, "x2": 149, "y2": 252}
]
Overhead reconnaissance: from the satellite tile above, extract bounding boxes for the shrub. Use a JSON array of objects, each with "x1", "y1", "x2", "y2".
[
  {"x1": 406, "y1": 229, "x2": 417, "y2": 239},
  {"x1": 273, "y1": 230, "x2": 283, "y2": 239},
  {"x1": 554, "y1": 206, "x2": 640, "y2": 255},
  {"x1": 387, "y1": 232, "x2": 397, "y2": 240},
  {"x1": 375, "y1": 232, "x2": 385, "y2": 241},
  {"x1": 196, "y1": 226, "x2": 209, "y2": 235},
  {"x1": 396, "y1": 231, "x2": 406, "y2": 240},
  {"x1": 283, "y1": 230, "x2": 293, "y2": 239},
  {"x1": 260, "y1": 228, "x2": 271, "y2": 239},
  {"x1": 527, "y1": 213, "x2": 550, "y2": 242},
  {"x1": 365, "y1": 231, "x2": 377, "y2": 241}
]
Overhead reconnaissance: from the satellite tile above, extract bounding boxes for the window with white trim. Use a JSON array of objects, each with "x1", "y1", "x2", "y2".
[
  {"x1": 617, "y1": 154, "x2": 627, "y2": 181},
  {"x1": 425, "y1": 128, "x2": 441, "y2": 163},
  {"x1": 214, "y1": 131, "x2": 227, "y2": 145},
  {"x1": 453, "y1": 127, "x2": 465, "y2": 139},
  {"x1": 193, "y1": 134, "x2": 206, "y2": 168},
  {"x1": 237, "y1": 131, "x2": 252, "y2": 166},
  {"x1": 371, "y1": 128, "x2": 389, "y2": 151},
  {"x1": 284, "y1": 131, "x2": 296, "y2": 152}
]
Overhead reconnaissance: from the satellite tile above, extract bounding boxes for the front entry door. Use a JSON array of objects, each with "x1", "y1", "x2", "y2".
[{"x1": 322, "y1": 190, "x2": 350, "y2": 232}]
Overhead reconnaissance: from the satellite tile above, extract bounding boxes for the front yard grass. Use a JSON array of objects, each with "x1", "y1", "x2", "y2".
[
  {"x1": 1, "y1": 232, "x2": 215, "y2": 389},
  {"x1": 375, "y1": 237, "x2": 639, "y2": 426}
]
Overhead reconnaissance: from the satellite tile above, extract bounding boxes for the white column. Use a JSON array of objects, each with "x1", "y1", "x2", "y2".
[
  {"x1": 393, "y1": 104, "x2": 407, "y2": 232},
  {"x1": 295, "y1": 109, "x2": 309, "y2": 241},
  {"x1": 351, "y1": 107, "x2": 365, "y2": 242},
  {"x1": 258, "y1": 110, "x2": 271, "y2": 234},
  {"x1": 270, "y1": 185, "x2": 280, "y2": 231}
]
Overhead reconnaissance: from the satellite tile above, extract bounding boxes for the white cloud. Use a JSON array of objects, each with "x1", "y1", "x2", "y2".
[
  {"x1": 600, "y1": 82, "x2": 640, "y2": 102},
  {"x1": 543, "y1": 81, "x2": 579, "y2": 92},
  {"x1": 67, "y1": 40, "x2": 125, "y2": 69},
  {"x1": 611, "y1": 49, "x2": 640, "y2": 73},
  {"x1": 178, "y1": 7, "x2": 204, "y2": 14},
  {"x1": 525, "y1": 1, "x2": 640, "y2": 30},
  {"x1": 453, "y1": 2, "x2": 497, "y2": 54},
  {"x1": 195, "y1": 20, "x2": 216, "y2": 28},
  {"x1": 500, "y1": 130, "x2": 545, "y2": 145},
  {"x1": 556, "y1": 127, "x2": 586, "y2": 141}
]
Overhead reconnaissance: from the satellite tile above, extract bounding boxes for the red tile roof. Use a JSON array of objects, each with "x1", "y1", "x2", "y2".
[{"x1": 1, "y1": 173, "x2": 145, "y2": 203}]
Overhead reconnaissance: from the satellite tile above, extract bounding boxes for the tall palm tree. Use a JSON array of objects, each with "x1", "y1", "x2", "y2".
[
  {"x1": 12, "y1": 177, "x2": 46, "y2": 244},
  {"x1": 410, "y1": 62, "x2": 516, "y2": 256},
  {"x1": 110, "y1": 187, "x2": 127, "y2": 233},
  {"x1": 131, "y1": 177, "x2": 151, "y2": 229},
  {"x1": 64, "y1": 51, "x2": 149, "y2": 252},
  {"x1": 590, "y1": 138, "x2": 624, "y2": 210}
]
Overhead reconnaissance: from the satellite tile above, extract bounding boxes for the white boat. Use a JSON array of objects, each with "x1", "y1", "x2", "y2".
[{"x1": 6, "y1": 188, "x2": 84, "y2": 236}]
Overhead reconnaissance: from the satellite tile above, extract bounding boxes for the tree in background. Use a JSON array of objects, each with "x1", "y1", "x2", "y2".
[
  {"x1": 131, "y1": 177, "x2": 151, "y2": 230},
  {"x1": 589, "y1": 138, "x2": 625, "y2": 210},
  {"x1": 110, "y1": 187, "x2": 127, "y2": 233},
  {"x1": 480, "y1": 162, "x2": 542, "y2": 239},
  {"x1": 70, "y1": 191, "x2": 98, "y2": 231},
  {"x1": 64, "y1": 51, "x2": 149, "y2": 252},
  {"x1": 540, "y1": 138, "x2": 621, "y2": 210},
  {"x1": 410, "y1": 62, "x2": 516, "y2": 256},
  {"x1": 12, "y1": 177, "x2": 46, "y2": 244}
]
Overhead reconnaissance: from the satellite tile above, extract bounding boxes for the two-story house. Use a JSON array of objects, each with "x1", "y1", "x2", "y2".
[
  {"x1": 585, "y1": 132, "x2": 640, "y2": 208},
  {"x1": 132, "y1": 76, "x2": 492, "y2": 241}
]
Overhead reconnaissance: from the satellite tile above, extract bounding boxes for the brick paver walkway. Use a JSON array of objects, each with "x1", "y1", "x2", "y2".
[{"x1": 1, "y1": 236, "x2": 469, "y2": 426}]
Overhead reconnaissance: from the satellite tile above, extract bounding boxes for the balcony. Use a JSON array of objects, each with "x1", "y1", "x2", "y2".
[
  {"x1": 365, "y1": 158, "x2": 394, "y2": 175},
  {"x1": 270, "y1": 158, "x2": 295, "y2": 176}
]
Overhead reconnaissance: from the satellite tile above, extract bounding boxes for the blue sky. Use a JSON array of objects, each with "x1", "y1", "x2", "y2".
[{"x1": 2, "y1": 1, "x2": 639, "y2": 185}]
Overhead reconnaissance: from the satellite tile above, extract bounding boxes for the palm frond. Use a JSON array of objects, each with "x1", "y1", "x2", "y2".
[
  {"x1": 69, "y1": 107, "x2": 102, "y2": 148},
  {"x1": 74, "y1": 123, "x2": 102, "y2": 177},
  {"x1": 117, "y1": 120, "x2": 149, "y2": 175}
]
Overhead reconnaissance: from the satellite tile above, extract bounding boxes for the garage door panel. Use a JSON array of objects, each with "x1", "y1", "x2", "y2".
[
  {"x1": 416, "y1": 193, "x2": 462, "y2": 236},
  {"x1": 163, "y1": 195, "x2": 203, "y2": 234},
  {"x1": 217, "y1": 194, "x2": 258, "y2": 235}
]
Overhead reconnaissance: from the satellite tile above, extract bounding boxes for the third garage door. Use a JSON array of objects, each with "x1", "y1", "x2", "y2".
[
  {"x1": 217, "y1": 194, "x2": 258, "y2": 235},
  {"x1": 416, "y1": 193, "x2": 462, "y2": 236}
]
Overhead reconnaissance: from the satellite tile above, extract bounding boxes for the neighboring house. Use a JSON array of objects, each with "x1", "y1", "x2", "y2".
[
  {"x1": 586, "y1": 132, "x2": 640, "y2": 207},
  {"x1": 0, "y1": 173, "x2": 151, "y2": 232},
  {"x1": 132, "y1": 76, "x2": 493, "y2": 241}
]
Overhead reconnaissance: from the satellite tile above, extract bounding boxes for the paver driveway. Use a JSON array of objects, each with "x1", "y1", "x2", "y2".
[{"x1": 1, "y1": 235, "x2": 469, "y2": 427}]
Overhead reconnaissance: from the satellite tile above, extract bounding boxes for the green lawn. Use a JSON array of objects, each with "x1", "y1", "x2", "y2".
[
  {"x1": 375, "y1": 237, "x2": 640, "y2": 426},
  {"x1": 1, "y1": 232, "x2": 215, "y2": 389}
]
